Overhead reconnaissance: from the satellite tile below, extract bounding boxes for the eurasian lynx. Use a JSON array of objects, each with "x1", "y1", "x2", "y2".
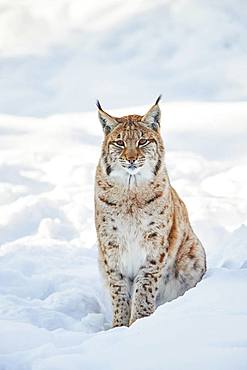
[{"x1": 95, "y1": 97, "x2": 206, "y2": 327}]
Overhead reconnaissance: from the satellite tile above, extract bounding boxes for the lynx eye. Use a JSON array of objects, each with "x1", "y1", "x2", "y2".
[
  {"x1": 114, "y1": 140, "x2": 125, "y2": 147},
  {"x1": 138, "y1": 138, "x2": 149, "y2": 146}
]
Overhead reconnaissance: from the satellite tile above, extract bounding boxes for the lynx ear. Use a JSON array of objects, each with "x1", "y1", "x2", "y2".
[
  {"x1": 96, "y1": 100, "x2": 118, "y2": 135},
  {"x1": 141, "y1": 95, "x2": 162, "y2": 131}
]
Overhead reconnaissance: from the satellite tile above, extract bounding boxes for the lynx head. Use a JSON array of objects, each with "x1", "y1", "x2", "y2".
[{"x1": 97, "y1": 96, "x2": 165, "y2": 184}]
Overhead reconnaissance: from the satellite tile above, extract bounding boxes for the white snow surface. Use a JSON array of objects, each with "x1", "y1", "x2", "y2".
[{"x1": 0, "y1": 102, "x2": 247, "y2": 369}]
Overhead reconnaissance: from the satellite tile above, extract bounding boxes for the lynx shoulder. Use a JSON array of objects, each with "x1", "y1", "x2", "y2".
[{"x1": 95, "y1": 97, "x2": 206, "y2": 327}]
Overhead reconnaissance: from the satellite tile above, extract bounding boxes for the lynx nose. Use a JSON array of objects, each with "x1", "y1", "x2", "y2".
[{"x1": 128, "y1": 159, "x2": 136, "y2": 165}]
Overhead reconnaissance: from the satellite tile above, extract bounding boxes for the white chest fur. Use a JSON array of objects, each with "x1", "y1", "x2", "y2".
[{"x1": 116, "y1": 216, "x2": 148, "y2": 279}]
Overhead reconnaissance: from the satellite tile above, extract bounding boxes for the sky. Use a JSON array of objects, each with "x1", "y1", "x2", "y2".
[{"x1": 0, "y1": 0, "x2": 247, "y2": 116}]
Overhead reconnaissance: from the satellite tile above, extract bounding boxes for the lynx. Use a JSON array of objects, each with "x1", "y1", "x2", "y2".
[{"x1": 95, "y1": 96, "x2": 206, "y2": 327}]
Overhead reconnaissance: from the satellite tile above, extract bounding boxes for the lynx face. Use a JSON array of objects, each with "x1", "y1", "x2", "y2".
[{"x1": 97, "y1": 97, "x2": 165, "y2": 184}]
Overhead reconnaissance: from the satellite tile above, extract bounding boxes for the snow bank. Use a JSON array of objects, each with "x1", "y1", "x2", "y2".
[{"x1": 0, "y1": 102, "x2": 246, "y2": 369}]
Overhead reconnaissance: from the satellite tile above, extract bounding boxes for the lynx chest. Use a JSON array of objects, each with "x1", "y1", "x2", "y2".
[
  {"x1": 113, "y1": 211, "x2": 149, "y2": 279},
  {"x1": 96, "y1": 184, "x2": 169, "y2": 279}
]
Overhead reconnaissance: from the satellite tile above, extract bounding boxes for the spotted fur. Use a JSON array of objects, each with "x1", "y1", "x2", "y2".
[{"x1": 95, "y1": 99, "x2": 206, "y2": 327}]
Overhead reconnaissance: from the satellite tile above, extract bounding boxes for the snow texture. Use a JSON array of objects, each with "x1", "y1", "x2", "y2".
[{"x1": 0, "y1": 102, "x2": 247, "y2": 369}]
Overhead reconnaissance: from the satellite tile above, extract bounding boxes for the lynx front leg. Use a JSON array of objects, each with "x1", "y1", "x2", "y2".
[
  {"x1": 100, "y1": 247, "x2": 130, "y2": 327},
  {"x1": 109, "y1": 271, "x2": 130, "y2": 327},
  {"x1": 130, "y1": 252, "x2": 167, "y2": 325}
]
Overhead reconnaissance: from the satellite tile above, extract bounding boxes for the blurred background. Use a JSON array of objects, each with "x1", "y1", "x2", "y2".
[{"x1": 0, "y1": 0, "x2": 246, "y2": 116}]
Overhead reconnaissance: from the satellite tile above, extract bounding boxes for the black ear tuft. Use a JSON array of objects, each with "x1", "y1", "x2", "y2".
[
  {"x1": 96, "y1": 99, "x2": 103, "y2": 111},
  {"x1": 155, "y1": 95, "x2": 162, "y2": 105}
]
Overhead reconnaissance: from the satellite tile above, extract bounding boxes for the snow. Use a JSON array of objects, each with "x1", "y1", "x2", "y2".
[
  {"x1": 1, "y1": 2, "x2": 247, "y2": 115},
  {"x1": 0, "y1": 102, "x2": 247, "y2": 369}
]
